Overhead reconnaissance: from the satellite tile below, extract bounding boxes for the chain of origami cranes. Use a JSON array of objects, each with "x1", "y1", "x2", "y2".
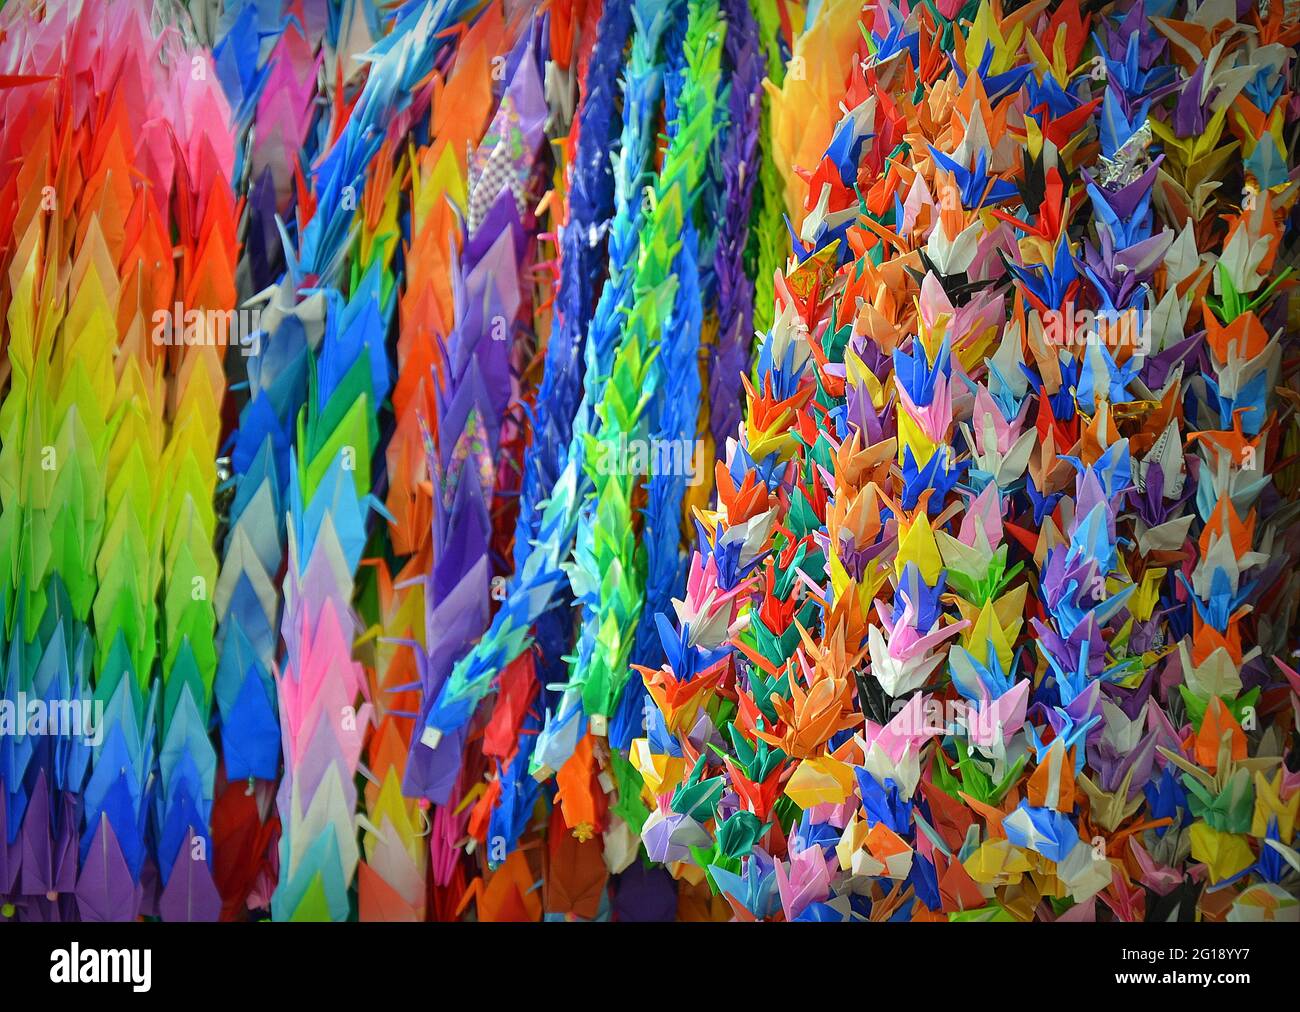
[{"x1": 0, "y1": 0, "x2": 1298, "y2": 922}]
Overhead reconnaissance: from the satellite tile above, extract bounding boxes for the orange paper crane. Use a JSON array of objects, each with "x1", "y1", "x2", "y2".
[{"x1": 751, "y1": 631, "x2": 863, "y2": 759}]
